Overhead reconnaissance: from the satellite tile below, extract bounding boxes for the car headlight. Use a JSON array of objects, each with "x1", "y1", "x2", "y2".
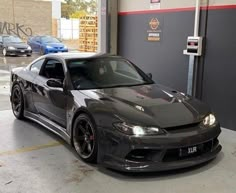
[
  {"x1": 27, "y1": 46, "x2": 32, "y2": 50},
  {"x1": 113, "y1": 122, "x2": 164, "y2": 136},
  {"x1": 203, "y1": 114, "x2": 216, "y2": 127},
  {"x1": 8, "y1": 46, "x2": 16, "y2": 50},
  {"x1": 64, "y1": 45, "x2": 68, "y2": 49},
  {"x1": 46, "y1": 45, "x2": 53, "y2": 49}
]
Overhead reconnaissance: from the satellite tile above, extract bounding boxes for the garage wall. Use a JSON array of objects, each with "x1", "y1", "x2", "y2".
[
  {"x1": 0, "y1": 0, "x2": 52, "y2": 40},
  {"x1": 118, "y1": 10, "x2": 193, "y2": 92},
  {"x1": 118, "y1": 0, "x2": 236, "y2": 130}
]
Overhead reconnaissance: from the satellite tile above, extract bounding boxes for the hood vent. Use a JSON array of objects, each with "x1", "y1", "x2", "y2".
[{"x1": 164, "y1": 122, "x2": 200, "y2": 133}]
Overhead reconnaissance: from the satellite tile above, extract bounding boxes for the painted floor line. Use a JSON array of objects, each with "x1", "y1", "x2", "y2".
[{"x1": 0, "y1": 141, "x2": 63, "y2": 156}]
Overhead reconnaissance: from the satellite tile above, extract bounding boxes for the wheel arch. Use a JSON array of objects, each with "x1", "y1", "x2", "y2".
[
  {"x1": 70, "y1": 107, "x2": 97, "y2": 146},
  {"x1": 10, "y1": 77, "x2": 20, "y2": 101},
  {"x1": 10, "y1": 75, "x2": 26, "y2": 107},
  {"x1": 11, "y1": 82, "x2": 25, "y2": 119}
]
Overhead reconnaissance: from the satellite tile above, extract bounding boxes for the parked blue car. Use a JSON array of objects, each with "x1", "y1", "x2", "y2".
[{"x1": 27, "y1": 35, "x2": 68, "y2": 55}]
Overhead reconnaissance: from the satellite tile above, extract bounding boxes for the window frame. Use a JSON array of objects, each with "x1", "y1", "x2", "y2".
[
  {"x1": 66, "y1": 57, "x2": 154, "y2": 90},
  {"x1": 30, "y1": 59, "x2": 45, "y2": 75},
  {"x1": 39, "y1": 58, "x2": 66, "y2": 80}
]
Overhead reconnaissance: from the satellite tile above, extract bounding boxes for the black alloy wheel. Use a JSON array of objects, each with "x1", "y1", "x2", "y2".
[
  {"x1": 73, "y1": 114, "x2": 98, "y2": 162},
  {"x1": 11, "y1": 84, "x2": 24, "y2": 119}
]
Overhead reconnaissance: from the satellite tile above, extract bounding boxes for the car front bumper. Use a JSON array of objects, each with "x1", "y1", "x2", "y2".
[
  {"x1": 98, "y1": 123, "x2": 222, "y2": 172},
  {"x1": 45, "y1": 48, "x2": 68, "y2": 54},
  {"x1": 7, "y1": 49, "x2": 32, "y2": 56}
]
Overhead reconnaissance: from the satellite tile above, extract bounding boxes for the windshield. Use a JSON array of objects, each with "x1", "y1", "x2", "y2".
[
  {"x1": 67, "y1": 57, "x2": 154, "y2": 90},
  {"x1": 41, "y1": 36, "x2": 60, "y2": 43},
  {"x1": 3, "y1": 36, "x2": 23, "y2": 43}
]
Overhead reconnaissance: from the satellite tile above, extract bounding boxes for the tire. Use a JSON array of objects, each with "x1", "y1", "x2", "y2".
[
  {"x1": 73, "y1": 114, "x2": 98, "y2": 163},
  {"x1": 27, "y1": 54, "x2": 31, "y2": 57},
  {"x1": 2, "y1": 48, "x2": 7, "y2": 57},
  {"x1": 11, "y1": 84, "x2": 24, "y2": 119}
]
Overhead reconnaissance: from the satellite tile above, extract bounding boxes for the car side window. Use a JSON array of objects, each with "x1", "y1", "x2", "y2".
[
  {"x1": 30, "y1": 59, "x2": 45, "y2": 74},
  {"x1": 0, "y1": 36, "x2": 2, "y2": 42},
  {"x1": 40, "y1": 59, "x2": 65, "y2": 81}
]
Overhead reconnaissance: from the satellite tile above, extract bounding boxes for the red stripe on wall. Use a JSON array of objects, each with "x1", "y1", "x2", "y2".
[{"x1": 118, "y1": 4, "x2": 236, "y2": 15}]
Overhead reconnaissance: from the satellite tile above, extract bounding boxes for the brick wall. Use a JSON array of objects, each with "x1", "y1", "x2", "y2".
[{"x1": 0, "y1": 0, "x2": 52, "y2": 40}]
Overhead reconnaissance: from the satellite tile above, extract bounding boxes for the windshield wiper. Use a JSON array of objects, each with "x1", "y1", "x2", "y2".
[
  {"x1": 101, "y1": 82, "x2": 153, "y2": 89},
  {"x1": 74, "y1": 82, "x2": 154, "y2": 90}
]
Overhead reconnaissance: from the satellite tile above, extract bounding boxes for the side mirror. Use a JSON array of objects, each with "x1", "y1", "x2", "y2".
[
  {"x1": 147, "y1": 73, "x2": 152, "y2": 79},
  {"x1": 46, "y1": 79, "x2": 63, "y2": 88}
]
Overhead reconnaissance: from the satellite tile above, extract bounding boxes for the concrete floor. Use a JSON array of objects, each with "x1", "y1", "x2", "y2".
[{"x1": 0, "y1": 55, "x2": 236, "y2": 193}]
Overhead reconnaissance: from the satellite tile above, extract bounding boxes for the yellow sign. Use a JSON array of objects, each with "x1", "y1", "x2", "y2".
[{"x1": 147, "y1": 18, "x2": 161, "y2": 42}]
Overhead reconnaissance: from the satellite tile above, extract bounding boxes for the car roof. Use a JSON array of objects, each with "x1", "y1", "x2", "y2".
[
  {"x1": 44, "y1": 52, "x2": 122, "y2": 60},
  {"x1": 31, "y1": 35, "x2": 53, "y2": 38}
]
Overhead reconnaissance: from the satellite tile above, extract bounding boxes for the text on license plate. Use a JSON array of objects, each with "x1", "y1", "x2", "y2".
[
  {"x1": 188, "y1": 146, "x2": 197, "y2": 154},
  {"x1": 179, "y1": 146, "x2": 198, "y2": 157}
]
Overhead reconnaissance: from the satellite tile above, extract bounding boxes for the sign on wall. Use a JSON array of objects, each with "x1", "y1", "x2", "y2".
[
  {"x1": 147, "y1": 18, "x2": 161, "y2": 42},
  {"x1": 150, "y1": 0, "x2": 161, "y2": 10}
]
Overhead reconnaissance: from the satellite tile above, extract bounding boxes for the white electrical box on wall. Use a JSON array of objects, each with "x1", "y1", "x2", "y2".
[{"x1": 183, "y1": 36, "x2": 203, "y2": 56}]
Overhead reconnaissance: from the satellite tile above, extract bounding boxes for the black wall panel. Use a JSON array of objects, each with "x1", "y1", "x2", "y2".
[
  {"x1": 202, "y1": 9, "x2": 236, "y2": 130},
  {"x1": 118, "y1": 11, "x2": 195, "y2": 92}
]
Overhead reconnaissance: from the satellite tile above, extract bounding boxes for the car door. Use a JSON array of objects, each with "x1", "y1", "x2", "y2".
[
  {"x1": 28, "y1": 37, "x2": 36, "y2": 51},
  {"x1": 33, "y1": 36, "x2": 41, "y2": 53},
  {"x1": 25, "y1": 58, "x2": 45, "y2": 113},
  {"x1": 32, "y1": 58, "x2": 67, "y2": 127}
]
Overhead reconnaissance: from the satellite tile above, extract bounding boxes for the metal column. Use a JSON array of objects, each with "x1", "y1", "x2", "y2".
[
  {"x1": 187, "y1": 0, "x2": 201, "y2": 96},
  {"x1": 97, "y1": 0, "x2": 118, "y2": 54}
]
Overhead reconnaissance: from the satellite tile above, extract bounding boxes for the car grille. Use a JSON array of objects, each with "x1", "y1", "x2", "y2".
[
  {"x1": 164, "y1": 122, "x2": 200, "y2": 133},
  {"x1": 162, "y1": 138, "x2": 219, "y2": 162},
  {"x1": 17, "y1": 48, "x2": 26, "y2": 50}
]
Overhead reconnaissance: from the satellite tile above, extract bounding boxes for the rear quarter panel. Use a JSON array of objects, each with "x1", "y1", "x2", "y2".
[{"x1": 11, "y1": 67, "x2": 37, "y2": 112}]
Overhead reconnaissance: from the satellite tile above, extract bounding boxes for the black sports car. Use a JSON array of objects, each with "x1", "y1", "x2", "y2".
[
  {"x1": 0, "y1": 35, "x2": 32, "y2": 57},
  {"x1": 10, "y1": 53, "x2": 222, "y2": 172}
]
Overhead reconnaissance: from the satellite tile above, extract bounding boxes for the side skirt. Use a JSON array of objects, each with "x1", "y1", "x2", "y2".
[{"x1": 24, "y1": 111, "x2": 71, "y2": 144}]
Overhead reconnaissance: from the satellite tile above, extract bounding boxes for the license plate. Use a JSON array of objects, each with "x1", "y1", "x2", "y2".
[
  {"x1": 179, "y1": 146, "x2": 198, "y2": 157},
  {"x1": 20, "y1": 50, "x2": 25, "y2": 52},
  {"x1": 188, "y1": 146, "x2": 197, "y2": 154}
]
